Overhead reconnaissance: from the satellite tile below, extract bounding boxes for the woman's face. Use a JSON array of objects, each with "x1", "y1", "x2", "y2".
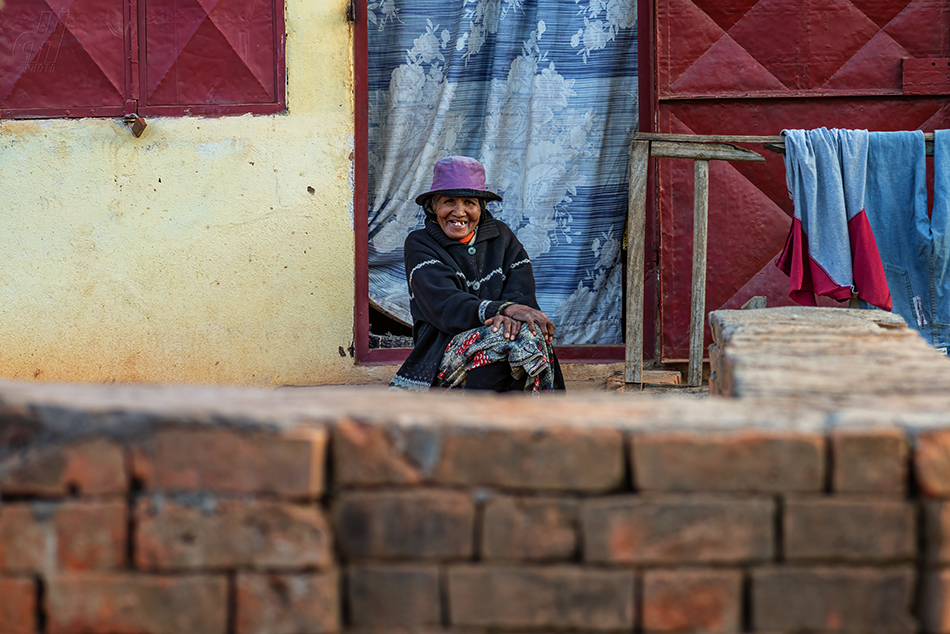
[{"x1": 433, "y1": 195, "x2": 481, "y2": 240}]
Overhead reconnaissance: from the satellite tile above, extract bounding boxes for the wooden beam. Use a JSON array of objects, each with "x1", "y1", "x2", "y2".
[
  {"x1": 625, "y1": 140, "x2": 650, "y2": 384},
  {"x1": 688, "y1": 159, "x2": 710, "y2": 388},
  {"x1": 636, "y1": 132, "x2": 785, "y2": 144},
  {"x1": 638, "y1": 131, "x2": 936, "y2": 156},
  {"x1": 650, "y1": 141, "x2": 765, "y2": 162}
]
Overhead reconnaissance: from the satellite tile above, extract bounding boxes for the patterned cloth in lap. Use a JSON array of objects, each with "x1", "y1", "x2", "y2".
[{"x1": 438, "y1": 325, "x2": 556, "y2": 394}]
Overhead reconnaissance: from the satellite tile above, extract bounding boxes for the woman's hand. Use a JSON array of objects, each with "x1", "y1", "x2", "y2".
[
  {"x1": 484, "y1": 303, "x2": 556, "y2": 343},
  {"x1": 484, "y1": 314, "x2": 523, "y2": 341}
]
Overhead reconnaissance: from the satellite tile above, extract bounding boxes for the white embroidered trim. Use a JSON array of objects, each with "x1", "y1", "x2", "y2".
[
  {"x1": 389, "y1": 374, "x2": 432, "y2": 391},
  {"x1": 478, "y1": 300, "x2": 492, "y2": 322},
  {"x1": 510, "y1": 258, "x2": 531, "y2": 270},
  {"x1": 468, "y1": 268, "x2": 503, "y2": 288},
  {"x1": 407, "y1": 259, "x2": 441, "y2": 299}
]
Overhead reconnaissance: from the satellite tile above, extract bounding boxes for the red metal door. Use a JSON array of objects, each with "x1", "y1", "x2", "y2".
[{"x1": 655, "y1": 0, "x2": 950, "y2": 360}]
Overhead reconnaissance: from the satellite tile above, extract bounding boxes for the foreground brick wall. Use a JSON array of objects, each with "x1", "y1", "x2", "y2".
[
  {"x1": 0, "y1": 322, "x2": 948, "y2": 634},
  {"x1": 0, "y1": 422, "x2": 336, "y2": 634}
]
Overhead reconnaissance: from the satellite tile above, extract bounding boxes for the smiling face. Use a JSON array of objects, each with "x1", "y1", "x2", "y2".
[{"x1": 433, "y1": 195, "x2": 482, "y2": 240}]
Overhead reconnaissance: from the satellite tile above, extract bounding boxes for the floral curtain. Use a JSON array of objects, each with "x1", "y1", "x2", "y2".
[{"x1": 367, "y1": 0, "x2": 638, "y2": 345}]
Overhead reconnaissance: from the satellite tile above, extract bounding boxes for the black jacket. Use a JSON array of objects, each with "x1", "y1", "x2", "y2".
[{"x1": 390, "y1": 211, "x2": 562, "y2": 390}]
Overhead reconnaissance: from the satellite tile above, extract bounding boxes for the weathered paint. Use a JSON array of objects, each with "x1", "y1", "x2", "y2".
[{"x1": 0, "y1": 0, "x2": 394, "y2": 386}]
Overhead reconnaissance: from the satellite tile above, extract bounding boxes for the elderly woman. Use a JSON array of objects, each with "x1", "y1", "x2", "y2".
[{"x1": 390, "y1": 156, "x2": 565, "y2": 393}]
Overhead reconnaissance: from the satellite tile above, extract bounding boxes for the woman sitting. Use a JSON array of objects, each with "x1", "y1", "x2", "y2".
[{"x1": 389, "y1": 156, "x2": 565, "y2": 393}]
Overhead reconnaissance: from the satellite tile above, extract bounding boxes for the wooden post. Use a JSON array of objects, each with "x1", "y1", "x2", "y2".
[
  {"x1": 625, "y1": 140, "x2": 650, "y2": 384},
  {"x1": 622, "y1": 136, "x2": 769, "y2": 386},
  {"x1": 688, "y1": 159, "x2": 709, "y2": 387}
]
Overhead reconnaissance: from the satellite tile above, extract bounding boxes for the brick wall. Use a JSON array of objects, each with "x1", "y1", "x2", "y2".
[{"x1": 0, "y1": 304, "x2": 949, "y2": 634}]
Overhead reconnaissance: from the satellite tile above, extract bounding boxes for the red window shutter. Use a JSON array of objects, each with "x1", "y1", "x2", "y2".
[
  {"x1": 0, "y1": 0, "x2": 285, "y2": 118},
  {"x1": 0, "y1": 0, "x2": 129, "y2": 117},
  {"x1": 140, "y1": 0, "x2": 285, "y2": 115}
]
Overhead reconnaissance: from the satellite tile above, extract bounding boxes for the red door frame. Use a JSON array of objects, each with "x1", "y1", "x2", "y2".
[
  {"x1": 352, "y1": 2, "x2": 651, "y2": 365},
  {"x1": 637, "y1": 0, "x2": 658, "y2": 363}
]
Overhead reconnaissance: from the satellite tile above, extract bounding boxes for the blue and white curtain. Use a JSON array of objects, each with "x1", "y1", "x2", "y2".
[{"x1": 367, "y1": 0, "x2": 638, "y2": 344}]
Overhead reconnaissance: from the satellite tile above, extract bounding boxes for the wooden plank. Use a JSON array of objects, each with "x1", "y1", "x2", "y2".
[
  {"x1": 688, "y1": 159, "x2": 709, "y2": 387},
  {"x1": 650, "y1": 141, "x2": 765, "y2": 162},
  {"x1": 640, "y1": 132, "x2": 935, "y2": 156},
  {"x1": 625, "y1": 140, "x2": 650, "y2": 384},
  {"x1": 636, "y1": 132, "x2": 785, "y2": 144},
  {"x1": 608, "y1": 369, "x2": 683, "y2": 391}
]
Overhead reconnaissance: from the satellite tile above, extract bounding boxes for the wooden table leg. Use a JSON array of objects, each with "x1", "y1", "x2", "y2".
[
  {"x1": 625, "y1": 140, "x2": 650, "y2": 384},
  {"x1": 688, "y1": 159, "x2": 709, "y2": 387}
]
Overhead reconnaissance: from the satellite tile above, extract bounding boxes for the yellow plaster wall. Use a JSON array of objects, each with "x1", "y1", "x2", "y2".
[{"x1": 0, "y1": 0, "x2": 394, "y2": 386}]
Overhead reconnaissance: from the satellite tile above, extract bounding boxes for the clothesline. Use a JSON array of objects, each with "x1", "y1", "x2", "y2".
[{"x1": 634, "y1": 132, "x2": 937, "y2": 156}]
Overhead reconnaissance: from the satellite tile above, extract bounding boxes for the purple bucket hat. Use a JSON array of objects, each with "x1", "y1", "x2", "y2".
[{"x1": 415, "y1": 156, "x2": 503, "y2": 207}]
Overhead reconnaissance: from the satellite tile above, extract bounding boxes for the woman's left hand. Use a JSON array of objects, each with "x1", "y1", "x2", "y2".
[
  {"x1": 484, "y1": 314, "x2": 523, "y2": 341},
  {"x1": 485, "y1": 303, "x2": 556, "y2": 343}
]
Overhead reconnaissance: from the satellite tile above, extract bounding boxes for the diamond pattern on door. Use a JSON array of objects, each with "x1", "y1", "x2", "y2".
[
  {"x1": 655, "y1": 0, "x2": 950, "y2": 361},
  {"x1": 658, "y1": 0, "x2": 950, "y2": 97},
  {"x1": 0, "y1": 0, "x2": 126, "y2": 112},
  {"x1": 144, "y1": 0, "x2": 277, "y2": 107}
]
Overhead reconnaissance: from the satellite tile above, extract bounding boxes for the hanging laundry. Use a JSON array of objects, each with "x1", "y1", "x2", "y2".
[
  {"x1": 776, "y1": 128, "x2": 892, "y2": 311},
  {"x1": 931, "y1": 130, "x2": 950, "y2": 350},
  {"x1": 862, "y1": 130, "x2": 950, "y2": 351},
  {"x1": 861, "y1": 130, "x2": 931, "y2": 336}
]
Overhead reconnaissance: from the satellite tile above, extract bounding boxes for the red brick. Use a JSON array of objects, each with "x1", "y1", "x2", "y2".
[
  {"x1": 433, "y1": 427, "x2": 625, "y2": 492},
  {"x1": 921, "y1": 569, "x2": 950, "y2": 633},
  {"x1": 132, "y1": 427, "x2": 326, "y2": 498},
  {"x1": 333, "y1": 490, "x2": 474, "y2": 560},
  {"x1": 447, "y1": 565, "x2": 635, "y2": 630},
  {"x1": 236, "y1": 571, "x2": 340, "y2": 634},
  {"x1": 752, "y1": 567, "x2": 915, "y2": 633},
  {"x1": 336, "y1": 421, "x2": 625, "y2": 491},
  {"x1": 582, "y1": 496, "x2": 773, "y2": 564},
  {"x1": 0, "y1": 502, "x2": 126, "y2": 573},
  {"x1": 46, "y1": 573, "x2": 228, "y2": 634},
  {"x1": 923, "y1": 501, "x2": 950, "y2": 563},
  {"x1": 347, "y1": 565, "x2": 440, "y2": 627},
  {"x1": 332, "y1": 419, "x2": 425, "y2": 486},
  {"x1": 135, "y1": 496, "x2": 332, "y2": 570},
  {"x1": 784, "y1": 498, "x2": 915, "y2": 562},
  {"x1": 0, "y1": 577, "x2": 36, "y2": 634},
  {"x1": 632, "y1": 430, "x2": 824, "y2": 492},
  {"x1": 0, "y1": 438, "x2": 126, "y2": 496},
  {"x1": 917, "y1": 430, "x2": 950, "y2": 498},
  {"x1": 831, "y1": 428, "x2": 908, "y2": 494},
  {"x1": 482, "y1": 496, "x2": 576, "y2": 561},
  {"x1": 642, "y1": 569, "x2": 742, "y2": 634}
]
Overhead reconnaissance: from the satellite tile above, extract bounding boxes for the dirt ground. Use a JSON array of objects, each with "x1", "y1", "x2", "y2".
[{"x1": 284, "y1": 362, "x2": 710, "y2": 397}]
